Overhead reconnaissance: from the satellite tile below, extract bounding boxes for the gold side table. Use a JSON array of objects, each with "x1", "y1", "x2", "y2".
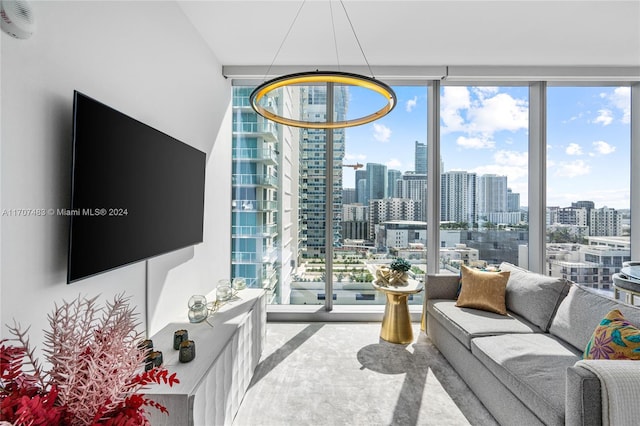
[{"x1": 373, "y1": 280, "x2": 424, "y2": 344}]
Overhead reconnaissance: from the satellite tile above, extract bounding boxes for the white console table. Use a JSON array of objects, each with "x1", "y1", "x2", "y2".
[{"x1": 145, "y1": 288, "x2": 266, "y2": 425}]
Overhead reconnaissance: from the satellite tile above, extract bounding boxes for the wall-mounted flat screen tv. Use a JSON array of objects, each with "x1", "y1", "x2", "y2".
[{"x1": 67, "y1": 91, "x2": 206, "y2": 283}]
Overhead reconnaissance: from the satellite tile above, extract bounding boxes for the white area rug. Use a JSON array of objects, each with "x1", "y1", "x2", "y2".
[{"x1": 233, "y1": 322, "x2": 498, "y2": 426}]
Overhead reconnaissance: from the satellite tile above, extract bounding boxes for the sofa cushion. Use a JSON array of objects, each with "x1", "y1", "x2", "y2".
[
  {"x1": 471, "y1": 333, "x2": 582, "y2": 426},
  {"x1": 456, "y1": 265, "x2": 510, "y2": 315},
  {"x1": 500, "y1": 262, "x2": 570, "y2": 331},
  {"x1": 583, "y1": 309, "x2": 640, "y2": 360},
  {"x1": 549, "y1": 283, "x2": 640, "y2": 352},
  {"x1": 427, "y1": 299, "x2": 541, "y2": 350}
]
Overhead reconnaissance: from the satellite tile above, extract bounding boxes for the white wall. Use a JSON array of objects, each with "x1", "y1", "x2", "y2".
[{"x1": 0, "y1": 1, "x2": 231, "y2": 349}]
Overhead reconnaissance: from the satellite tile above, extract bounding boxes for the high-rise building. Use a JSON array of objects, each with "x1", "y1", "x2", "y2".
[
  {"x1": 556, "y1": 207, "x2": 588, "y2": 227},
  {"x1": 397, "y1": 172, "x2": 427, "y2": 221},
  {"x1": 477, "y1": 174, "x2": 507, "y2": 220},
  {"x1": 414, "y1": 141, "x2": 427, "y2": 174},
  {"x1": 441, "y1": 171, "x2": 477, "y2": 224},
  {"x1": 572, "y1": 200, "x2": 595, "y2": 227},
  {"x1": 590, "y1": 207, "x2": 622, "y2": 236},
  {"x1": 341, "y1": 204, "x2": 368, "y2": 240},
  {"x1": 299, "y1": 85, "x2": 347, "y2": 258},
  {"x1": 342, "y1": 188, "x2": 356, "y2": 205},
  {"x1": 572, "y1": 200, "x2": 595, "y2": 210},
  {"x1": 387, "y1": 169, "x2": 402, "y2": 198},
  {"x1": 355, "y1": 169, "x2": 366, "y2": 204},
  {"x1": 366, "y1": 163, "x2": 387, "y2": 205},
  {"x1": 231, "y1": 86, "x2": 299, "y2": 303},
  {"x1": 369, "y1": 198, "x2": 415, "y2": 241},
  {"x1": 341, "y1": 221, "x2": 369, "y2": 241},
  {"x1": 547, "y1": 206, "x2": 560, "y2": 225},
  {"x1": 507, "y1": 188, "x2": 520, "y2": 212},
  {"x1": 342, "y1": 204, "x2": 368, "y2": 221}
]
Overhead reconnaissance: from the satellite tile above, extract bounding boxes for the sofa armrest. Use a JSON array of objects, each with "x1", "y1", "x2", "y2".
[
  {"x1": 565, "y1": 365, "x2": 602, "y2": 426},
  {"x1": 420, "y1": 274, "x2": 460, "y2": 332},
  {"x1": 568, "y1": 360, "x2": 640, "y2": 426},
  {"x1": 425, "y1": 274, "x2": 460, "y2": 301}
]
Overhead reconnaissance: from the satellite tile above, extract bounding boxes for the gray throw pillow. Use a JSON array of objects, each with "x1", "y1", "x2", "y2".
[
  {"x1": 549, "y1": 283, "x2": 640, "y2": 351},
  {"x1": 500, "y1": 262, "x2": 570, "y2": 331}
]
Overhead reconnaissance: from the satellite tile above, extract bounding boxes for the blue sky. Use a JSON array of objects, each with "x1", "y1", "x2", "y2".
[{"x1": 342, "y1": 85, "x2": 631, "y2": 210}]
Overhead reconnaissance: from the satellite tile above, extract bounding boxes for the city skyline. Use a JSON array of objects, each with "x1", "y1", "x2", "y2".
[{"x1": 341, "y1": 85, "x2": 631, "y2": 210}]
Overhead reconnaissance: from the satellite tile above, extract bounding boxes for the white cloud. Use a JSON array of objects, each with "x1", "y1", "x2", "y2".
[
  {"x1": 344, "y1": 152, "x2": 366, "y2": 161},
  {"x1": 441, "y1": 88, "x2": 528, "y2": 141},
  {"x1": 593, "y1": 109, "x2": 613, "y2": 126},
  {"x1": 553, "y1": 160, "x2": 590, "y2": 178},
  {"x1": 456, "y1": 136, "x2": 495, "y2": 149},
  {"x1": 472, "y1": 87, "x2": 499, "y2": 100},
  {"x1": 592, "y1": 140, "x2": 616, "y2": 155},
  {"x1": 405, "y1": 96, "x2": 418, "y2": 112},
  {"x1": 494, "y1": 150, "x2": 528, "y2": 167},
  {"x1": 610, "y1": 87, "x2": 631, "y2": 124},
  {"x1": 386, "y1": 158, "x2": 402, "y2": 169},
  {"x1": 565, "y1": 143, "x2": 583, "y2": 156},
  {"x1": 441, "y1": 87, "x2": 470, "y2": 133},
  {"x1": 466, "y1": 93, "x2": 528, "y2": 135},
  {"x1": 472, "y1": 164, "x2": 521, "y2": 177},
  {"x1": 470, "y1": 150, "x2": 528, "y2": 194},
  {"x1": 372, "y1": 123, "x2": 391, "y2": 143},
  {"x1": 564, "y1": 112, "x2": 583, "y2": 123}
]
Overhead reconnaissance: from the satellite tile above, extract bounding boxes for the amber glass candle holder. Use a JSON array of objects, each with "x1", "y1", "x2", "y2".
[
  {"x1": 145, "y1": 350, "x2": 163, "y2": 371},
  {"x1": 179, "y1": 340, "x2": 196, "y2": 363},
  {"x1": 173, "y1": 329, "x2": 189, "y2": 350}
]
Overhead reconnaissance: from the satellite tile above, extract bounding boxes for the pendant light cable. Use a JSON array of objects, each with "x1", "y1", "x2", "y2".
[
  {"x1": 250, "y1": 0, "x2": 396, "y2": 129},
  {"x1": 339, "y1": 0, "x2": 374, "y2": 78},
  {"x1": 329, "y1": 0, "x2": 341, "y2": 71},
  {"x1": 264, "y1": 0, "x2": 307, "y2": 81}
]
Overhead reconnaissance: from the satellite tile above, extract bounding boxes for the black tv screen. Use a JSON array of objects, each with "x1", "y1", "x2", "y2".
[{"x1": 67, "y1": 91, "x2": 206, "y2": 283}]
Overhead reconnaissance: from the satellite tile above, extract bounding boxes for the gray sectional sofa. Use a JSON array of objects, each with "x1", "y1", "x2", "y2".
[{"x1": 424, "y1": 262, "x2": 640, "y2": 426}]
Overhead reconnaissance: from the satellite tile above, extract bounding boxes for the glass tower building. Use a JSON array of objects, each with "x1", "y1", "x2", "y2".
[{"x1": 299, "y1": 85, "x2": 347, "y2": 258}]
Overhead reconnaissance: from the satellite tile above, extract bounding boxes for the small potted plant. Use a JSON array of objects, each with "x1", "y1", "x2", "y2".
[{"x1": 389, "y1": 257, "x2": 411, "y2": 286}]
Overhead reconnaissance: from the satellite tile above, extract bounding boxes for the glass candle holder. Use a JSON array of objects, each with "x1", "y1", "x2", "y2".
[
  {"x1": 216, "y1": 279, "x2": 232, "y2": 302},
  {"x1": 188, "y1": 295, "x2": 208, "y2": 323},
  {"x1": 232, "y1": 277, "x2": 246, "y2": 291}
]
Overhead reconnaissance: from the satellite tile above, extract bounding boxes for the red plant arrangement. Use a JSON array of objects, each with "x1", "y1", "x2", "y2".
[{"x1": 0, "y1": 294, "x2": 179, "y2": 426}]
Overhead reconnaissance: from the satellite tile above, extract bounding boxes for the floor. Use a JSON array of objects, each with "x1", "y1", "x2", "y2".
[{"x1": 233, "y1": 322, "x2": 498, "y2": 426}]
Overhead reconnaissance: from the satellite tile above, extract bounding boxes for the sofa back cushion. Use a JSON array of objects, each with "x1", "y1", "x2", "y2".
[
  {"x1": 500, "y1": 262, "x2": 570, "y2": 331},
  {"x1": 549, "y1": 283, "x2": 640, "y2": 352}
]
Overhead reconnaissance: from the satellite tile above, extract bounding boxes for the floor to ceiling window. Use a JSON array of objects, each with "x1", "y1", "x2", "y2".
[
  {"x1": 232, "y1": 84, "x2": 428, "y2": 306},
  {"x1": 330, "y1": 85, "x2": 429, "y2": 305},
  {"x1": 439, "y1": 85, "x2": 529, "y2": 273},
  {"x1": 546, "y1": 86, "x2": 631, "y2": 290},
  {"x1": 231, "y1": 87, "x2": 284, "y2": 303},
  {"x1": 231, "y1": 77, "x2": 637, "y2": 310}
]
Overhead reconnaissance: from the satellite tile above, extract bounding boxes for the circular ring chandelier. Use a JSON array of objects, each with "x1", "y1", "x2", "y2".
[{"x1": 250, "y1": 70, "x2": 396, "y2": 129}]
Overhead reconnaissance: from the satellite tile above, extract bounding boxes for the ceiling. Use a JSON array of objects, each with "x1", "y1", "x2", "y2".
[{"x1": 179, "y1": 0, "x2": 640, "y2": 70}]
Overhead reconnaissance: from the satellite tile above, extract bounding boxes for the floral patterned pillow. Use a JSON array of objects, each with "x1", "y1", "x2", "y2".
[{"x1": 583, "y1": 309, "x2": 640, "y2": 360}]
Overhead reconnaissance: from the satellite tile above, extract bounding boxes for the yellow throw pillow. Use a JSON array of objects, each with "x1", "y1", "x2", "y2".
[
  {"x1": 583, "y1": 309, "x2": 640, "y2": 360},
  {"x1": 455, "y1": 265, "x2": 510, "y2": 315}
]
